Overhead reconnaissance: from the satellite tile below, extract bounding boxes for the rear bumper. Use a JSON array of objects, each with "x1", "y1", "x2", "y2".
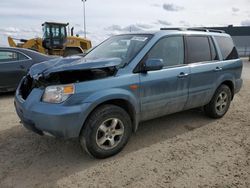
[{"x1": 14, "y1": 88, "x2": 92, "y2": 139}]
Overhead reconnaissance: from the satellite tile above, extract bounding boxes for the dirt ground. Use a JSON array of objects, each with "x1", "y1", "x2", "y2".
[{"x1": 0, "y1": 59, "x2": 249, "y2": 188}]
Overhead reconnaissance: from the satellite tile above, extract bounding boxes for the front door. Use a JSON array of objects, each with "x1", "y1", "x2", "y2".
[{"x1": 139, "y1": 36, "x2": 190, "y2": 121}]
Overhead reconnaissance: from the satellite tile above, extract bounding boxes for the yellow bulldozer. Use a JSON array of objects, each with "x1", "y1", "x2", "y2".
[{"x1": 8, "y1": 22, "x2": 92, "y2": 56}]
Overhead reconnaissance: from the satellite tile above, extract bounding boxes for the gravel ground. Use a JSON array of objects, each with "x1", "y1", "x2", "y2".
[{"x1": 0, "y1": 59, "x2": 249, "y2": 188}]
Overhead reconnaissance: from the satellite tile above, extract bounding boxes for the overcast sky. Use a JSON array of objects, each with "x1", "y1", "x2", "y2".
[{"x1": 1, "y1": 0, "x2": 250, "y2": 46}]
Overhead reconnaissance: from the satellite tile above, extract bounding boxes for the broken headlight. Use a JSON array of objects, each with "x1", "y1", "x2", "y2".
[{"x1": 42, "y1": 84, "x2": 75, "y2": 103}]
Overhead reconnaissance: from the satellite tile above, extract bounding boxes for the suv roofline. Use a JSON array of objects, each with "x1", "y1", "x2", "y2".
[{"x1": 120, "y1": 28, "x2": 231, "y2": 37}]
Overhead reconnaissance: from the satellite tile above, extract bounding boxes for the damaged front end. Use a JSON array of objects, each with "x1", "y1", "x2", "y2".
[{"x1": 19, "y1": 57, "x2": 122, "y2": 100}]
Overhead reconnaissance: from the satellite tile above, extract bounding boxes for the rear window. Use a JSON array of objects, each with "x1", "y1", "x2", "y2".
[
  {"x1": 186, "y1": 36, "x2": 211, "y2": 63},
  {"x1": 215, "y1": 36, "x2": 238, "y2": 60}
]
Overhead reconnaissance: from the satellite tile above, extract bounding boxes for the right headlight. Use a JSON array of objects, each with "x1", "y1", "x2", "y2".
[{"x1": 42, "y1": 84, "x2": 75, "y2": 104}]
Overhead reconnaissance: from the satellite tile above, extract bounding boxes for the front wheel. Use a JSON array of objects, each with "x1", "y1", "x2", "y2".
[
  {"x1": 204, "y1": 84, "x2": 232, "y2": 118},
  {"x1": 80, "y1": 105, "x2": 132, "y2": 159}
]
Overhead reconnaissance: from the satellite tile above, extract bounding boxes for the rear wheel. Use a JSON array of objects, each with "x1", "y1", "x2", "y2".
[
  {"x1": 80, "y1": 105, "x2": 132, "y2": 159},
  {"x1": 204, "y1": 84, "x2": 232, "y2": 118}
]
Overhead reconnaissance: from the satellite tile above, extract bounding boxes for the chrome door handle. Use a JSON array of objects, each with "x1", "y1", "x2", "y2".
[
  {"x1": 214, "y1": 67, "x2": 223, "y2": 72},
  {"x1": 178, "y1": 72, "x2": 189, "y2": 78}
]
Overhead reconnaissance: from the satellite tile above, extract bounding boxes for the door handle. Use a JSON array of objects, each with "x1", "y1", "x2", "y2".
[
  {"x1": 214, "y1": 67, "x2": 223, "y2": 72},
  {"x1": 178, "y1": 72, "x2": 189, "y2": 78}
]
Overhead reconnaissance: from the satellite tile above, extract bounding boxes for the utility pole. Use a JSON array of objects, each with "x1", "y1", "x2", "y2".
[{"x1": 82, "y1": 0, "x2": 87, "y2": 38}]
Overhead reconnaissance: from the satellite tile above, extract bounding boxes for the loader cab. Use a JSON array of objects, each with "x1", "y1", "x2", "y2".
[{"x1": 42, "y1": 22, "x2": 68, "y2": 50}]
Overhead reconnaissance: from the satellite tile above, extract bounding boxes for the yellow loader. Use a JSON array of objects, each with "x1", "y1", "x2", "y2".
[{"x1": 8, "y1": 22, "x2": 92, "y2": 56}]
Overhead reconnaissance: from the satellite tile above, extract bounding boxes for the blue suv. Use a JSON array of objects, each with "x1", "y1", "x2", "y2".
[{"x1": 15, "y1": 28, "x2": 243, "y2": 158}]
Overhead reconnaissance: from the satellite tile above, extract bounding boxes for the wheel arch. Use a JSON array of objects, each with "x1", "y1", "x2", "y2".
[
  {"x1": 220, "y1": 80, "x2": 235, "y2": 100},
  {"x1": 79, "y1": 98, "x2": 139, "y2": 137}
]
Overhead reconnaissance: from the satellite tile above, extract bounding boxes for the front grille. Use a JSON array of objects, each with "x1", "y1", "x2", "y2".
[{"x1": 19, "y1": 75, "x2": 34, "y2": 100}]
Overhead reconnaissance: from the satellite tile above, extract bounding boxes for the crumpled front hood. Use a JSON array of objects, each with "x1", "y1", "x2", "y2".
[{"x1": 29, "y1": 56, "x2": 122, "y2": 79}]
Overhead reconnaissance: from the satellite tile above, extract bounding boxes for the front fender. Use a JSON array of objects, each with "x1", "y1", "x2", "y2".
[
  {"x1": 84, "y1": 88, "x2": 139, "y2": 113},
  {"x1": 76, "y1": 88, "x2": 140, "y2": 135}
]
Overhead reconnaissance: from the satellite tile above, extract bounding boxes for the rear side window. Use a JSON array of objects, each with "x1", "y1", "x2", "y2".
[
  {"x1": 18, "y1": 53, "x2": 29, "y2": 60},
  {"x1": 186, "y1": 36, "x2": 211, "y2": 63},
  {"x1": 215, "y1": 36, "x2": 238, "y2": 60}
]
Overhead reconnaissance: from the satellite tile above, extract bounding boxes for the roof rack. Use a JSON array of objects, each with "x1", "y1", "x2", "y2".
[
  {"x1": 160, "y1": 27, "x2": 225, "y2": 33},
  {"x1": 187, "y1": 27, "x2": 225, "y2": 33},
  {"x1": 160, "y1": 27, "x2": 185, "y2": 31}
]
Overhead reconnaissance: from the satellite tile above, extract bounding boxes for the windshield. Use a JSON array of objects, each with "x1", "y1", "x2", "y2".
[{"x1": 85, "y1": 34, "x2": 152, "y2": 65}]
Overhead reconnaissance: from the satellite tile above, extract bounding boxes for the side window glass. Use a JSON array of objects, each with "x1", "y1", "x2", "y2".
[
  {"x1": 209, "y1": 37, "x2": 219, "y2": 60},
  {"x1": 147, "y1": 36, "x2": 184, "y2": 67},
  {"x1": 215, "y1": 36, "x2": 239, "y2": 60},
  {"x1": 186, "y1": 36, "x2": 211, "y2": 64},
  {"x1": 18, "y1": 53, "x2": 29, "y2": 61},
  {"x1": 0, "y1": 51, "x2": 18, "y2": 63}
]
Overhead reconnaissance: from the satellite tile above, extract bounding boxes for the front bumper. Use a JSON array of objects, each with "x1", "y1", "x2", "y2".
[{"x1": 15, "y1": 87, "x2": 92, "y2": 139}]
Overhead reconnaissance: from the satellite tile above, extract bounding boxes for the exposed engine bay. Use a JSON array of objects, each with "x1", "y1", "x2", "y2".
[
  {"x1": 19, "y1": 57, "x2": 121, "y2": 100},
  {"x1": 37, "y1": 66, "x2": 117, "y2": 85}
]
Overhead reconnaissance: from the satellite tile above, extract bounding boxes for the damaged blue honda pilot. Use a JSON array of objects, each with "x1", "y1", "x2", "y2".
[{"x1": 15, "y1": 28, "x2": 243, "y2": 158}]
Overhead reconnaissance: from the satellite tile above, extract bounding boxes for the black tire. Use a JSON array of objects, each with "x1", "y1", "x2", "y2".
[
  {"x1": 80, "y1": 105, "x2": 132, "y2": 159},
  {"x1": 204, "y1": 84, "x2": 232, "y2": 118}
]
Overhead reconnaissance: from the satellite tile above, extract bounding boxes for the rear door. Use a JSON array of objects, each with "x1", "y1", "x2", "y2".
[
  {"x1": 139, "y1": 36, "x2": 190, "y2": 121},
  {"x1": 0, "y1": 50, "x2": 32, "y2": 90},
  {"x1": 184, "y1": 35, "x2": 222, "y2": 109}
]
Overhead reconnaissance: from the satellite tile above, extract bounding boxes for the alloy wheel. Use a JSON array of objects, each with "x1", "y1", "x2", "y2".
[
  {"x1": 96, "y1": 118, "x2": 124, "y2": 150},
  {"x1": 215, "y1": 91, "x2": 228, "y2": 114}
]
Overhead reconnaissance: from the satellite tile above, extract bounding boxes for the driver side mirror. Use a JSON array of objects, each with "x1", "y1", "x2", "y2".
[{"x1": 143, "y1": 58, "x2": 164, "y2": 72}]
